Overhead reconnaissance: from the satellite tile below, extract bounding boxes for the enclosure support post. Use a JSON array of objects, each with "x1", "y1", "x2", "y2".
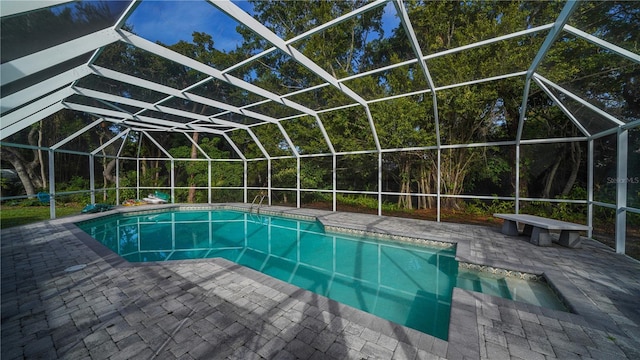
[
  {"x1": 243, "y1": 160, "x2": 248, "y2": 203},
  {"x1": 515, "y1": 144, "x2": 520, "y2": 214},
  {"x1": 378, "y1": 152, "x2": 382, "y2": 216},
  {"x1": 267, "y1": 158, "x2": 272, "y2": 206},
  {"x1": 437, "y1": 149, "x2": 441, "y2": 222},
  {"x1": 48, "y1": 150, "x2": 55, "y2": 219},
  {"x1": 296, "y1": 157, "x2": 301, "y2": 209},
  {"x1": 208, "y1": 160, "x2": 212, "y2": 203},
  {"x1": 616, "y1": 128, "x2": 628, "y2": 254},
  {"x1": 170, "y1": 159, "x2": 175, "y2": 204},
  {"x1": 333, "y1": 154, "x2": 337, "y2": 212},
  {"x1": 89, "y1": 154, "x2": 96, "y2": 204},
  {"x1": 115, "y1": 157, "x2": 120, "y2": 205},
  {"x1": 515, "y1": 78, "x2": 533, "y2": 215},
  {"x1": 587, "y1": 139, "x2": 594, "y2": 239},
  {"x1": 136, "y1": 137, "x2": 142, "y2": 200},
  {"x1": 136, "y1": 158, "x2": 140, "y2": 200}
]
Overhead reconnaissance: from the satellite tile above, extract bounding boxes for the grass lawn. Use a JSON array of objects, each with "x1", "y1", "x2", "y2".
[{"x1": 0, "y1": 204, "x2": 85, "y2": 229}]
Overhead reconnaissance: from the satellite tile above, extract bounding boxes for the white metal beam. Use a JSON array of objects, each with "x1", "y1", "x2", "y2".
[
  {"x1": 103, "y1": 119, "x2": 182, "y2": 132},
  {"x1": 73, "y1": 76, "x2": 291, "y2": 160},
  {"x1": 72, "y1": 86, "x2": 250, "y2": 130},
  {"x1": 393, "y1": 0, "x2": 442, "y2": 155},
  {"x1": 88, "y1": 65, "x2": 283, "y2": 127},
  {"x1": 314, "y1": 115, "x2": 336, "y2": 154},
  {"x1": 276, "y1": 122, "x2": 299, "y2": 158},
  {"x1": 222, "y1": 0, "x2": 388, "y2": 75},
  {"x1": 616, "y1": 128, "x2": 628, "y2": 254},
  {"x1": 435, "y1": 71, "x2": 528, "y2": 92},
  {"x1": 209, "y1": 0, "x2": 369, "y2": 107},
  {"x1": 564, "y1": 25, "x2": 640, "y2": 65},
  {"x1": 1, "y1": 64, "x2": 92, "y2": 114},
  {"x1": 514, "y1": 0, "x2": 589, "y2": 216},
  {"x1": 1, "y1": 102, "x2": 65, "y2": 139},
  {"x1": 183, "y1": 133, "x2": 212, "y2": 160},
  {"x1": 91, "y1": 129, "x2": 131, "y2": 156},
  {"x1": 141, "y1": 131, "x2": 173, "y2": 159},
  {"x1": 336, "y1": 23, "x2": 554, "y2": 86},
  {"x1": 116, "y1": 30, "x2": 319, "y2": 117},
  {"x1": 50, "y1": 118, "x2": 105, "y2": 150},
  {"x1": 0, "y1": 0, "x2": 74, "y2": 18},
  {"x1": 535, "y1": 73, "x2": 626, "y2": 126},
  {"x1": 62, "y1": 102, "x2": 229, "y2": 135},
  {"x1": 1, "y1": 87, "x2": 74, "y2": 133},
  {"x1": 221, "y1": 133, "x2": 246, "y2": 161},
  {"x1": 531, "y1": 77, "x2": 591, "y2": 136},
  {"x1": 394, "y1": 0, "x2": 436, "y2": 92},
  {"x1": 113, "y1": 0, "x2": 140, "y2": 30},
  {"x1": 246, "y1": 128, "x2": 270, "y2": 160},
  {"x1": 1, "y1": 28, "x2": 121, "y2": 86},
  {"x1": 587, "y1": 139, "x2": 594, "y2": 238},
  {"x1": 526, "y1": 1, "x2": 580, "y2": 79}
]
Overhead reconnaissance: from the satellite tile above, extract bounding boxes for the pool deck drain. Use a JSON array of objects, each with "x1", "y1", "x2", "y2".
[{"x1": 2, "y1": 203, "x2": 639, "y2": 359}]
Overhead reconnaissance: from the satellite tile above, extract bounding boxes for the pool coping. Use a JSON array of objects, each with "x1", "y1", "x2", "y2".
[{"x1": 63, "y1": 202, "x2": 623, "y2": 359}]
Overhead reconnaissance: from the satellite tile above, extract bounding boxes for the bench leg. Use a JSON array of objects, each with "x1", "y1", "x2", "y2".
[
  {"x1": 557, "y1": 230, "x2": 581, "y2": 248},
  {"x1": 501, "y1": 220, "x2": 519, "y2": 236},
  {"x1": 523, "y1": 224, "x2": 534, "y2": 236},
  {"x1": 530, "y1": 227, "x2": 552, "y2": 246}
]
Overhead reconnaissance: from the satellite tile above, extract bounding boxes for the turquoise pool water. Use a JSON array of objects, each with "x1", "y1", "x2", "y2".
[{"x1": 76, "y1": 209, "x2": 566, "y2": 340}]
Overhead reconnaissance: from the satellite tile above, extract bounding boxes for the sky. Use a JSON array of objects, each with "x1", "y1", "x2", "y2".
[
  {"x1": 125, "y1": 0, "x2": 399, "y2": 52},
  {"x1": 126, "y1": 0, "x2": 253, "y2": 49}
]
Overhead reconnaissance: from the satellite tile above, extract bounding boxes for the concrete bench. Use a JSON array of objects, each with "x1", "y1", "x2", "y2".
[{"x1": 493, "y1": 213, "x2": 590, "y2": 248}]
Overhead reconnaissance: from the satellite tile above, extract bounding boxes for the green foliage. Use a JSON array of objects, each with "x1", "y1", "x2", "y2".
[
  {"x1": 272, "y1": 161, "x2": 297, "y2": 189},
  {"x1": 165, "y1": 137, "x2": 242, "y2": 203},
  {"x1": 300, "y1": 191, "x2": 332, "y2": 205},
  {"x1": 336, "y1": 194, "x2": 400, "y2": 212},
  {"x1": 321, "y1": 108, "x2": 377, "y2": 152},
  {"x1": 464, "y1": 198, "x2": 513, "y2": 216},
  {"x1": 520, "y1": 198, "x2": 587, "y2": 224},
  {"x1": 211, "y1": 189, "x2": 243, "y2": 203},
  {"x1": 58, "y1": 176, "x2": 91, "y2": 204},
  {"x1": 300, "y1": 157, "x2": 332, "y2": 190},
  {"x1": 469, "y1": 149, "x2": 512, "y2": 190},
  {"x1": 117, "y1": 170, "x2": 138, "y2": 201}
]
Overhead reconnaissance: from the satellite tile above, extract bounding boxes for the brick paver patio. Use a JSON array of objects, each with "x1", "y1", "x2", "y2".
[{"x1": 2, "y1": 204, "x2": 639, "y2": 359}]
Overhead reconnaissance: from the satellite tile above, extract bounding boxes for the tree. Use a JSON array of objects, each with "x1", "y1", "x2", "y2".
[{"x1": 385, "y1": 0, "x2": 569, "y2": 208}]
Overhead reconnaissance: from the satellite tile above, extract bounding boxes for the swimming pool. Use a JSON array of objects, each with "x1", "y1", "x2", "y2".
[{"x1": 76, "y1": 208, "x2": 566, "y2": 340}]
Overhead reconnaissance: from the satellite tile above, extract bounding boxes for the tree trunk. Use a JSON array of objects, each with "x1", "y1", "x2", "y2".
[
  {"x1": 187, "y1": 132, "x2": 199, "y2": 203},
  {"x1": 37, "y1": 124, "x2": 47, "y2": 188},
  {"x1": 416, "y1": 161, "x2": 433, "y2": 209},
  {"x1": 1, "y1": 147, "x2": 38, "y2": 195},
  {"x1": 99, "y1": 134, "x2": 107, "y2": 201},
  {"x1": 561, "y1": 142, "x2": 582, "y2": 196},
  {"x1": 103, "y1": 159, "x2": 117, "y2": 183},
  {"x1": 141, "y1": 159, "x2": 147, "y2": 178},
  {"x1": 1, "y1": 127, "x2": 44, "y2": 195},
  {"x1": 440, "y1": 149, "x2": 475, "y2": 210},
  {"x1": 26, "y1": 126, "x2": 42, "y2": 181},
  {"x1": 397, "y1": 159, "x2": 412, "y2": 209},
  {"x1": 154, "y1": 158, "x2": 160, "y2": 186},
  {"x1": 542, "y1": 153, "x2": 563, "y2": 199}
]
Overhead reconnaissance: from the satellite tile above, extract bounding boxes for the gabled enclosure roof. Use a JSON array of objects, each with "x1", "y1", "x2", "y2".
[{"x1": 1, "y1": 0, "x2": 639, "y2": 157}]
